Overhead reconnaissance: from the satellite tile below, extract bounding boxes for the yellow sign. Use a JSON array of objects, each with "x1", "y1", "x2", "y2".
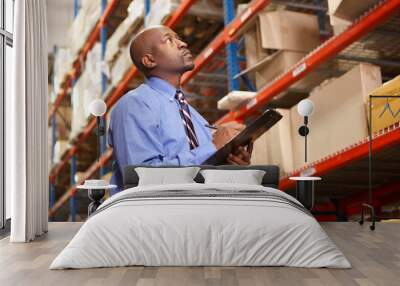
[{"x1": 369, "y1": 75, "x2": 400, "y2": 133}]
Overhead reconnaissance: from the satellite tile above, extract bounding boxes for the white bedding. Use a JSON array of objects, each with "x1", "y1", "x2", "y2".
[{"x1": 50, "y1": 183, "x2": 351, "y2": 269}]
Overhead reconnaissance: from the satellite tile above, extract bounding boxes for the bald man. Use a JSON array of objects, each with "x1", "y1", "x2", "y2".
[{"x1": 108, "y1": 26, "x2": 253, "y2": 194}]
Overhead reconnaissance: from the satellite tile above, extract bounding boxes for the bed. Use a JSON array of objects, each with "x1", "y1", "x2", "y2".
[{"x1": 50, "y1": 165, "x2": 350, "y2": 269}]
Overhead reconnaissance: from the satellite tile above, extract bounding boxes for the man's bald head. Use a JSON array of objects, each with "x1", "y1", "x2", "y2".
[
  {"x1": 129, "y1": 26, "x2": 164, "y2": 75},
  {"x1": 129, "y1": 25, "x2": 194, "y2": 78}
]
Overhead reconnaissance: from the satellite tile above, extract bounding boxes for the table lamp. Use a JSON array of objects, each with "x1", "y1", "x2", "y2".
[
  {"x1": 78, "y1": 99, "x2": 111, "y2": 216},
  {"x1": 291, "y1": 99, "x2": 319, "y2": 211},
  {"x1": 297, "y1": 99, "x2": 314, "y2": 162},
  {"x1": 89, "y1": 99, "x2": 107, "y2": 163}
]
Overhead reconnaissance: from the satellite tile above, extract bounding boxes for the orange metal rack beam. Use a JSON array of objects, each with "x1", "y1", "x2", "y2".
[{"x1": 47, "y1": 0, "x2": 118, "y2": 123}]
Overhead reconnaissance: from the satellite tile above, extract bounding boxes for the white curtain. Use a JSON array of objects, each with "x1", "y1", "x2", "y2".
[{"x1": 6, "y1": 0, "x2": 49, "y2": 242}]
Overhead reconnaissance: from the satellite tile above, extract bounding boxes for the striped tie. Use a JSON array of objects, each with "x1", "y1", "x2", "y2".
[{"x1": 175, "y1": 90, "x2": 199, "y2": 150}]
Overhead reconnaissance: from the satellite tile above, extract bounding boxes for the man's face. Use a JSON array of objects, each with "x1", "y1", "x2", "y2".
[{"x1": 151, "y1": 27, "x2": 195, "y2": 74}]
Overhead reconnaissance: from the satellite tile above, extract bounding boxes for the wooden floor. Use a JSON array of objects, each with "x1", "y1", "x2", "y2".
[{"x1": 0, "y1": 222, "x2": 399, "y2": 286}]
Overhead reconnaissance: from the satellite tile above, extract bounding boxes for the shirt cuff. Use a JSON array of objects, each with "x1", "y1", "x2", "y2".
[{"x1": 178, "y1": 142, "x2": 217, "y2": 165}]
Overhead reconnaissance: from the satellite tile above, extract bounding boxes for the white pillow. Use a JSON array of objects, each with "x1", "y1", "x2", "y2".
[
  {"x1": 135, "y1": 167, "x2": 201, "y2": 186},
  {"x1": 200, "y1": 169, "x2": 266, "y2": 185}
]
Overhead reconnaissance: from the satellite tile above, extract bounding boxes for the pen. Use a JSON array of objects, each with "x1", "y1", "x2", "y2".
[{"x1": 204, "y1": 124, "x2": 218, "y2": 130}]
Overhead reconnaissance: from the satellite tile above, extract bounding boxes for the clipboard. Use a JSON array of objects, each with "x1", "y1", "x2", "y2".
[{"x1": 202, "y1": 109, "x2": 283, "y2": 165}]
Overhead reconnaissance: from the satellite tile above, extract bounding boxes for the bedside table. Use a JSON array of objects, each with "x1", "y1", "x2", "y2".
[
  {"x1": 77, "y1": 182, "x2": 117, "y2": 216},
  {"x1": 289, "y1": 176, "x2": 321, "y2": 210}
]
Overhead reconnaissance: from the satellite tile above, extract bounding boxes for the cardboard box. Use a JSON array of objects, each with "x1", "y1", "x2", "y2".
[
  {"x1": 327, "y1": 0, "x2": 379, "y2": 35},
  {"x1": 54, "y1": 106, "x2": 72, "y2": 140},
  {"x1": 332, "y1": 0, "x2": 379, "y2": 21},
  {"x1": 369, "y1": 75, "x2": 400, "y2": 133},
  {"x1": 70, "y1": 73, "x2": 89, "y2": 140},
  {"x1": 53, "y1": 48, "x2": 73, "y2": 98},
  {"x1": 249, "y1": 50, "x2": 326, "y2": 92},
  {"x1": 328, "y1": 2, "x2": 351, "y2": 35},
  {"x1": 290, "y1": 64, "x2": 382, "y2": 170},
  {"x1": 69, "y1": 0, "x2": 102, "y2": 57},
  {"x1": 105, "y1": 0, "x2": 144, "y2": 64},
  {"x1": 244, "y1": 27, "x2": 268, "y2": 69},
  {"x1": 217, "y1": 91, "x2": 257, "y2": 110},
  {"x1": 111, "y1": 46, "x2": 132, "y2": 87},
  {"x1": 243, "y1": 9, "x2": 320, "y2": 70},
  {"x1": 251, "y1": 109, "x2": 294, "y2": 175},
  {"x1": 147, "y1": 0, "x2": 222, "y2": 26},
  {"x1": 258, "y1": 10, "x2": 320, "y2": 52},
  {"x1": 254, "y1": 50, "x2": 305, "y2": 90},
  {"x1": 54, "y1": 140, "x2": 70, "y2": 164},
  {"x1": 251, "y1": 132, "x2": 268, "y2": 165}
]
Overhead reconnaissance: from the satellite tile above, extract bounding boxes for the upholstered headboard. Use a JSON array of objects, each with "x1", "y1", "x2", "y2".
[{"x1": 123, "y1": 165, "x2": 280, "y2": 189}]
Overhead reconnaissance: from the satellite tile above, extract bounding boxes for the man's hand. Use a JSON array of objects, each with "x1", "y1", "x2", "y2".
[
  {"x1": 212, "y1": 122, "x2": 245, "y2": 150},
  {"x1": 227, "y1": 141, "x2": 254, "y2": 165}
]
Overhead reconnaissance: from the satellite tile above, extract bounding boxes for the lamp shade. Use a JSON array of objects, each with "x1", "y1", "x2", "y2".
[
  {"x1": 89, "y1": 99, "x2": 107, "y2": 117},
  {"x1": 297, "y1": 99, "x2": 314, "y2": 117}
]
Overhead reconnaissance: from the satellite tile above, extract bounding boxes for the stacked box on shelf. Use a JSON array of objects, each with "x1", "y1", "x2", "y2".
[
  {"x1": 238, "y1": 3, "x2": 277, "y2": 68},
  {"x1": 251, "y1": 64, "x2": 382, "y2": 174},
  {"x1": 53, "y1": 140, "x2": 71, "y2": 164},
  {"x1": 146, "y1": 0, "x2": 222, "y2": 26},
  {"x1": 327, "y1": 0, "x2": 379, "y2": 35},
  {"x1": 368, "y1": 75, "x2": 400, "y2": 133},
  {"x1": 52, "y1": 48, "x2": 73, "y2": 100},
  {"x1": 110, "y1": 45, "x2": 132, "y2": 87},
  {"x1": 70, "y1": 43, "x2": 103, "y2": 140},
  {"x1": 69, "y1": 0, "x2": 105, "y2": 57},
  {"x1": 243, "y1": 26, "x2": 267, "y2": 70},
  {"x1": 50, "y1": 105, "x2": 72, "y2": 140},
  {"x1": 219, "y1": 9, "x2": 324, "y2": 112},
  {"x1": 107, "y1": 0, "x2": 226, "y2": 91},
  {"x1": 290, "y1": 63, "x2": 382, "y2": 171},
  {"x1": 108, "y1": 43, "x2": 144, "y2": 94},
  {"x1": 83, "y1": 43, "x2": 102, "y2": 118},
  {"x1": 247, "y1": 10, "x2": 323, "y2": 91},
  {"x1": 74, "y1": 172, "x2": 86, "y2": 185},
  {"x1": 218, "y1": 91, "x2": 257, "y2": 111},
  {"x1": 70, "y1": 71, "x2": 88, "y2": 140},
  {"x1": 251, "y1": 109, "x2": 294, "y2": 175},
  {"x1": 105, "y1": 0, "x2": 144, "y2": 65},
  {"x1": 252, "y1": 50, "x2": 327, "y2": 93}
]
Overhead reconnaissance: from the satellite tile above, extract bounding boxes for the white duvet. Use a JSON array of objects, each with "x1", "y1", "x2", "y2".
[{"x1": 50, "y1": 183, "x2": 351, "y2": 269}]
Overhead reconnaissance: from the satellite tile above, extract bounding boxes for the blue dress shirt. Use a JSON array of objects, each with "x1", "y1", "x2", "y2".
[{"x1": 108, "y1": 77, "x2": 216, "y2": 194}]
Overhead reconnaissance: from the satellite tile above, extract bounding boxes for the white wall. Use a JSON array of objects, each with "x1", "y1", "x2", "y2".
[{"x1": 46, "y1": 0, "x2": 75, "y2": 52}]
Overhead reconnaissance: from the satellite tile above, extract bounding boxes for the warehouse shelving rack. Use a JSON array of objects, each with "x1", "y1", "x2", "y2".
[
  {"x1": 48, "y1": 0, "x2": 400, "y2": 219},
  {"x1": 49, "y1": 0, "x2": 272, "y2": 217},
  {"x1": 49, "y1": 0, "x2": 119, "y2": 219},
  {"x1": 48, "y1": 0, "x2": 119, "y2": 122}
]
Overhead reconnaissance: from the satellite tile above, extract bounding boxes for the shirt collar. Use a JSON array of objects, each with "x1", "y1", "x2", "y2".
[{"x1": 146, "y1": 76, "x2": 182, "y2": 102}]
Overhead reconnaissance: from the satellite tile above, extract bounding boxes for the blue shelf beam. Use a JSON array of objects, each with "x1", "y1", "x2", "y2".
[
  {"x1": 144, "y1": 0, "x2": 151, "y2": 27},
  {"x1": 100, "y1": 0, "x2": 108, "y2": 176},
  {"x1": 70, "y1": 155, "x2": 77, "y2": 222},
  {"x1": 223, "y1": 0, "x2": 240, "y2": 91},
  {"x1": 50, "y1": 113, "x2": 57, "y2": 211},
  {"x1": 74, "y1": 0, "x2": 79, "y2": 18}
]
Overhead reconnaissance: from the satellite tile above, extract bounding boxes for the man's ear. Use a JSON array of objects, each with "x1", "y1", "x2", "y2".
[{"x1": 141, "y1": 54, "x2": 156, "y2": 69}]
